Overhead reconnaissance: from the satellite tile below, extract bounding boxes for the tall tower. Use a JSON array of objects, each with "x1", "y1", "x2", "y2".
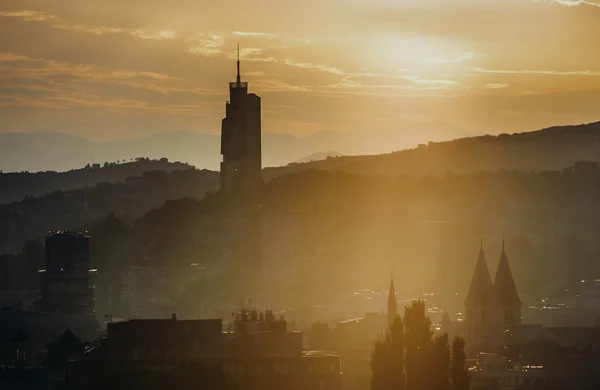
[
  {"x1": 41, "y1": 231, "x2": 94, "y2": 315},
  {"x1": 220, "y1": 45, "x2": 262, "y2": 191},
  {"x1": 464, "y1": 240, "x2": 494, "y2": 351},
  {"x1": 492, "y1": 240, "x2": 522, "y2": 327},
  {"x1": 387, "y1": 274, "x2": 398, "y2": 327}
]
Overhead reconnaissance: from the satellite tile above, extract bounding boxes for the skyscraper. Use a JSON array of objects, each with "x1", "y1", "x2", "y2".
[{"x1": 220, "y1": 45, "x2": 262, "y2": 191}]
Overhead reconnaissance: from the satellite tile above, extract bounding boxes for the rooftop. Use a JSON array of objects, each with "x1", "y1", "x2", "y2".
[{"x1": 48, "y1": 230, "x2": 89, "y2": 238}]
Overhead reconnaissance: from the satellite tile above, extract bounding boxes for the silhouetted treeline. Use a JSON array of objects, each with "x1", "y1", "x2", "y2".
[
  {"x1": 371, "y1": 301, "x2": 469, "y2": 390},
  {"x1": 0, "y1": 168, "x2": 219, "y2": 254},
  {"x1": 6, "y1": 165, "x2": 600, "y2": 317},
  {"x1": 72, "y1": 165, "x2": 600, "y2": 316},
  {"x1": 0, "y1": 158, "x2": 194, "y2": 204},
  {"x1": 265, "y1": 121, "x2": 600, "y2": 178}
]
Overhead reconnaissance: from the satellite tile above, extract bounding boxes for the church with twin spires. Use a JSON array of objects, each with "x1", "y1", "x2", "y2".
[{"x1": 464, "y1": 239, "x2": 522, "y2": 354}]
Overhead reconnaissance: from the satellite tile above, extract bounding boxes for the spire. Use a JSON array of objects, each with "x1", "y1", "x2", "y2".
[
  {"x1": 387, "y1": 273, "x2": 398, "y2": 326},
  {"x1": 236, "y1": 43, "x2": 241, "y2": 84},
  {"x1": 465, "y1": 242, "x2": 494, "y2": 307},
  {"x1": 493, "y1": 240, "x2": 522, "y2": 307}
]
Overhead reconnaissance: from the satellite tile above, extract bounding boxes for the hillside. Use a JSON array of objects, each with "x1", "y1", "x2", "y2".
[
  {"x1": 265, "y1": 121, "x2": 600, "y2": 178},
  {"x1": 0, "y1": 158, "x2": 194, "y2": 204},
  {"x1": 0, "y1": 168, "x2": 219, "y2": 254}
]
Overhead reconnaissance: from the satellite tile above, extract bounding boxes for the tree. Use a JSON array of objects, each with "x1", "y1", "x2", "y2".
[
  {"x1": 404, "y1": 300, "x2": 433, "y2": 390},
  {"x1": 431, "y1": 334, "x2": 450, "y2": 390},
  {"x1": 371, "y1": 315, "x2": 404, "y2": 390},
  {"x1": 451, "y1": 337, "x2": 470, "y2": 390},
  {"x1": 371, "y1": 301, "x2": 468, "y2": 390}
]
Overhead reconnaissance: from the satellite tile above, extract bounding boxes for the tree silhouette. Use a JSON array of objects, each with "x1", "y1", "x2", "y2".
[
  {"x1": 371, "y1": 300, "x2": 468, "y2": 390},
  {"x1": 450, "y1": 337, "x2": 469, "y2": 390},
  {"x1": 431, "y1": 333, "x2": 450, "y2": 390},
  {"x1": 371, "y1": 315, "x2": 404, "y2": 390},
  {"x1": 404, "y1": 300, "x2": 433, "y2": 390}
]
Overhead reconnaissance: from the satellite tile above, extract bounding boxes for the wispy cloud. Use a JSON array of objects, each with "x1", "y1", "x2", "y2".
[
  {"x1": 0, "y1": 9, "x2": 176, "y2": 40},
  {"x1": 537, "y1": 0, "x2": 600, "y2": 8},
  {"x1": 469, "y1": 67, "x2": 600, "y2": 76},
  {"x1": 402, "y1": 75, "x2": 460, "y2": 87},
  {"x1": 0, "y1": 10, "x2": 57, "y2": 21},
  {"x1": 188, "y1": 34, "x2": 225, "y2": 57},
  {"x1": 486, "y1": 84, "x2": 509, "y2": 89},
  {"x1": 233, "y1": 31, "x2": 278, "y2": 39}
]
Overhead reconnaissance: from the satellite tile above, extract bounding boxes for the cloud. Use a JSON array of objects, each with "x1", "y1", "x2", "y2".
[
  {"x1": 0, "y1": 9, "x2": 177, "y2": 40},
  {"x1": 486, "y1": 84, "x2": 509, "y2": 89},
  {"x1": 188, "y1": 34, "x2": 225, "y2": 57},
  {"x1": 233, "y1": 31, "x2": 278, "y2": 39},
  {"x1": 538, "y1": 0, "x2": 600, "y2": 7},
  {"x1": 0, "y1": 10, "x2": 57, "y2": 22},
  {"x1": 469, "y1": 67, "x2": 600, "y2": 76},
  {"x1": 401, "y1": 75, "x2": 461, "y2": 87}
]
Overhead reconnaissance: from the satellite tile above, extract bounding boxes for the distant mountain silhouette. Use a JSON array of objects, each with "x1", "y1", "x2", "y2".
[
  {"x1": 294, "y1": 151, "x2": 343, "y2": 164},
  {"x1": 0, "y1": 123, "x2": 476, "y2": 173},
  {"x1": 265, "y1": 121, "x2": 600, "y2": 178}
]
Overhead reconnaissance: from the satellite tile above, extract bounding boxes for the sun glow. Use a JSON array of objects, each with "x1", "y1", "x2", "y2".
[{"x1": 369, "y1": 35, "x2": 463, "y2": 71}]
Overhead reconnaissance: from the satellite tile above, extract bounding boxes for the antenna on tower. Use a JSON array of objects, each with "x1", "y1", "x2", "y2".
[{"x1": 236, "y1": 43, "x2": 241, "y2": 84}]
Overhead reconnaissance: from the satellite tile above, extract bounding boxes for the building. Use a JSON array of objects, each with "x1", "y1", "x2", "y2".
[
  {"x1": 220, "y1": 46, "x2": 262, "y2": 191},
  {"x1": 464, "y1": 240, "x2": 522, "y2": 354},
  {"x1": 69, "y1": 311, "x2": 341, "y2": 390},
  {"x1": 469, "y1": 353, "x2": 545, "y2": 390},
  {"x1": 40, "y1": 231, "x2": 95, "y2": 315}
]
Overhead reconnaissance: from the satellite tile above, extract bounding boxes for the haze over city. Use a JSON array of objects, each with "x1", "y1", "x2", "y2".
[{"x1": 3, "y1": 1, "x2": 600, "y2": 390}]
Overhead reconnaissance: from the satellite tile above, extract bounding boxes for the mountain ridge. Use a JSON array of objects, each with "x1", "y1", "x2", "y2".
[{"x1": 0, "y1": 124, "x2": 477, "y2": 173}]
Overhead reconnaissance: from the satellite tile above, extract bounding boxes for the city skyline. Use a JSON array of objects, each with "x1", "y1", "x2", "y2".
[{"x1": 1, "y1": 0, "x2": 600, "y2": 148}]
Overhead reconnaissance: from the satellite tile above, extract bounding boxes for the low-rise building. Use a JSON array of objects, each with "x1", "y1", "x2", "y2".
[{"x1": 69, "y1": 311, "x2": 342, "y2": 390}]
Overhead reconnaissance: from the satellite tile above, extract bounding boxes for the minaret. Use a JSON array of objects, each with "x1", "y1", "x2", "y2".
[
  {"x1": 492, "y1": 239, "x2": 522, "y2": 326},
  {"x1": 387, "y1": 274, "x2": 398, "y2": 327}
]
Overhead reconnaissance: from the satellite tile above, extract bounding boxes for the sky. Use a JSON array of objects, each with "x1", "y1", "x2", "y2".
[{"x1": 1, "y1": 0, "x2": 600, "y2": 144}]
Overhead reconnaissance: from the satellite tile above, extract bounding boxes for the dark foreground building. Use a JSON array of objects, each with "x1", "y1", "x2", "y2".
[
  {"x1": 220, "y1": 46, "x2": 262, "y2": 191},
  {"x1": 69, "y1": 311, "x2": 341, "y2": 390}
]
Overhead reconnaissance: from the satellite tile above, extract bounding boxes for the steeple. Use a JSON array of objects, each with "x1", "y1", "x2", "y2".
[
  {"x1": 493, "y1": 241, "x2": 522, "y2": 307},
  {"x1": 387, "y1": 274, "x2": 398, "y2": 327},
  {"x1": 465, "y1": 242, "x2": 494, "y2": 307},
  {"x1": 236, "y1": 43, "x2": 241, "y2": 84}
]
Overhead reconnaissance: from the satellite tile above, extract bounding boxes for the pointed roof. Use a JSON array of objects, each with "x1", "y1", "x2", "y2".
[
  {"x1": 493, "y1": 242, "x2": 522, "y2": 307},
  {"x1": 465, "y1": 244, "x2": 494, "y2": 307},
  {"x1": 388, "y1": 274, "x2": 398, "y2": 321}
]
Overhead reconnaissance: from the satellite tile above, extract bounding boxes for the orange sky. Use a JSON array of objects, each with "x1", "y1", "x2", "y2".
[{"x1": 1, "y1": 0, "x2": 600, "y2": 145}]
